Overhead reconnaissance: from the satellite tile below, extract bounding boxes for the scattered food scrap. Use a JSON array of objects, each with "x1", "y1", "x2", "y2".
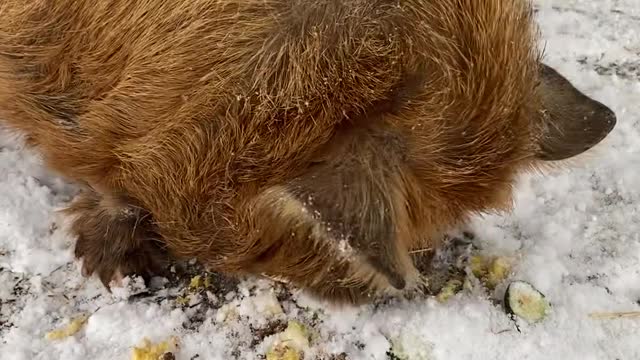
[
  {"x1": 45, "y1": 314, "x2": 89, "y2": 341},
  {"x1": 388, "y1": 333, "x2": 434, "y2": 360},
  {"x1": 266, "y1": 320, "x2": 310, "y2": 360},
  {"x1": 436, "y1": 280, "x2": 463, "y2": 303},
  {"x1": 131, "y1": 336, "x2": 179, "y2": 360},
  {"x1": 470, "y1": 255, "x2": 513, "y2": 289}
]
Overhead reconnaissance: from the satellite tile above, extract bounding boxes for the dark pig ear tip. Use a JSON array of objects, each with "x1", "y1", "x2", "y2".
[
  {"x1": 596, "y1": 110, "x2": 616, "y2": 147},
  {"x1": 534, "y1": 63, "x2": 618, "y2": 161},
  {"x1": 587, "y1": 97, "x2": 617, "y2": 138},
  {"x1": 602, "y1": 103, "x2": 617, "y2": 132}
]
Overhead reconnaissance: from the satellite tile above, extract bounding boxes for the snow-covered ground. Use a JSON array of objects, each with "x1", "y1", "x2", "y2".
[{"x1": 1, "y1": 1, "x2": 639, "y2": 359}]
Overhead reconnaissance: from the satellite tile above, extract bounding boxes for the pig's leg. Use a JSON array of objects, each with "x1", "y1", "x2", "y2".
[{"x1": 65, "y1": 188, "x2": 169, "y2": 288}]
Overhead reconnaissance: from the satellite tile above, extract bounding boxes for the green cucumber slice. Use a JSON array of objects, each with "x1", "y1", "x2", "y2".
[{"x1": 504, "y1": 280, "x2": 550, "y2": 323}]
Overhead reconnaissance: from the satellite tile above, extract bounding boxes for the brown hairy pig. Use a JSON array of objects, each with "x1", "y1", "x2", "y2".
[{"x1": 0, "y1": 0, "x2": 616, "y2": 305}]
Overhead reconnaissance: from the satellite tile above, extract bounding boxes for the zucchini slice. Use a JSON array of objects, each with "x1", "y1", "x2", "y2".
[{"x1": 504, "y1": 281, "x2": 550, "y2": 323}]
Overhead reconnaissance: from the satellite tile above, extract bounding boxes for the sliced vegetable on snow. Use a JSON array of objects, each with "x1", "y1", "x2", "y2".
[{"x1": 503, "y1": 281, "x2": 551, "y2": 323}]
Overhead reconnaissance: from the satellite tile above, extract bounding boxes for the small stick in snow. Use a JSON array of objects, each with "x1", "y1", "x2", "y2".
[{"x1": 588, "y1": 311, "x2": 640, "y2": 319}]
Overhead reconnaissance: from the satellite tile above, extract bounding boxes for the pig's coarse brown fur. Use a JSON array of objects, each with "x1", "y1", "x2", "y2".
[{"x1": 0, "y1": 0, "x2": 616, "y2": 304}]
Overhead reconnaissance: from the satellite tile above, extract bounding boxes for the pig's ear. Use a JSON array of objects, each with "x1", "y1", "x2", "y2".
[{"x1": 534, "y1": 64, "x2": 616, "y2": 161}]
